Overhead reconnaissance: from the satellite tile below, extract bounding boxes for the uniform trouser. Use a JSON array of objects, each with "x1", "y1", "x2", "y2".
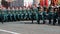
[
  {"x1": 16, "y1": 15, "x2": 18, "y2": 20},
  {"x1": 21, "y1": 14, "x2": 24, "y2": 20},
  {"x1": 3, "y1": 14, "x2": 8, "y2": 22},
  {"x1": 7, "y1": 15, "x2": 10, "y2": 21},
  {"x1": 8, "y1": 15, "x2": 13, "y2": 21},
  {"x1": 31, "y1": 15, "x2": 34, "y2": 23},
  {"x1": 49, "y1": 19, "x2": 51, "y2": 24},
  {"x1": 31, "y1": 17, "x2": 34, "y2": 23},
  {"x1": 37, "y1": 16, "x2": 42, "y2": 24},
  {"x1": 43, "y1": 20, "x2": 45, "y2": 24},
  {"x1": 12, "y1": 15, "x2": 15, "y2": 21},
  {"x1": 48, "y1": 18, "x2": 52, "y2": 24},
  {"x1": 19, "y1": 15, "x2": 21, "y2": 20},
  {"x1": 24, "y1": 15, "x2": 29, "y2": 20},
  {"x1": 13, "y1": 15, "x2": 16, "y2": 21},
  {"x1": 43, "y1": 17, "x2": 46, "y2": 24},
  {"x1": 53, "y1": 18, "x2": 57, "y2": 25},
  {"x1": 29, "y1": 15, "x2": 31, "y2": 20},
  {"x1": 18, "y1": 15, "x2": 21, "y2": 20},
  {"x1": 37, "y1": 19, "x2": 40, "y2": 24},
  {"x1": 48, "y1": 15, "x2": 52, "y2": 24},
  {"x1": 58, "y1": 17, "x2": 60, "y2": 25},
  {"x1": 11, "y1": 15, "x2": 14, "y2": 21},
  {"x1": 0, "y1": 16, "x2": 4, "y2": 24}
]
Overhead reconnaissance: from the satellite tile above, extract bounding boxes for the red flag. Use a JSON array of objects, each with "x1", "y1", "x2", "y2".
[
  {"x1": 45, "y1": 0, "x2": 48, "y2": 7},
  {"x1": 51, "y1": 0, "x2": 58, "y2": 6},
  {"x1": 40, "y1": 0, "x2": 44, "y2": 6},
  {"x1": 54, "y1": 0, "x2": 58, "y2": 5}
]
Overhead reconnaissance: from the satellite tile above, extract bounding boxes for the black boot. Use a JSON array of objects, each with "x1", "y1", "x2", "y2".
[
  {"x1": 49, "y1": 19, "x2": 51, "y2": 24},
  {"x1": 58, "y1": 19, "x2": 60, "y2": 25},
  {"x1": 32, "y1": 20, "x2": 33, "y2": 24},
  {"x1": 43, "y1": 20, "x2": 45, "y2": 24},
  {"x1": 37, "y1": 20, "x2": 40, "y2": 24},
  {"x1": 53, "y1": 19, "x2": 56, "y2": 25}
]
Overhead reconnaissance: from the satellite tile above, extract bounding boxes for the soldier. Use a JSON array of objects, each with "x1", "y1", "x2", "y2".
[
  {"x1": 31, "y1": 10, "x2": 34, "y2": 24},
  {"x1": 31, "y1": 7, "x2": 35, "y2": 24},
  {"x1": 21, "y1": 7, "x2": 26, "y2": 20},
  {"x1": 37, "y1": 7, "x2": 43, "y2": 24},
  {"x1": 58, "y1": 6, "x2": 60, "y2": 25},
  {"x1": 17, "y1": 7, "x2": 20, "y2": 20},
  {"x1": 48, "y1": 7, "x2": 54, "y2": 24},
  {"x1": 9, "y1": 7, "x2": 14, "y2": 21},
  {"x1": 31, "y1": 5, "x2": 38, "y2": 23},
  {"x1": 42, "y1": 6, "x2": 47, "y2": 24},
  {"x1": 21, "y1": 7, "x2": 24, "y2": 20},
  {"x1": 33, "y1": 5, "x2": 38, "y2": 20},
  {"x1": 27, "y1": 7, "x2": 32, "y2": 20},
  {"x1": 0, "y1": 7, "x2": 3, "y2": 24},
  {"x1": 23, "y1": 7, "x2": 27, "y2": 20},
  {"x1": 0, "y1": 7, "x2": 2, "y2": 22},
  {"x1": 15, "y1": 7, "x2": 19, "y2": 21},
  {"x1": 2, "y1": 7, "x2": 8, "y2": 22},
  {"x1": 7, "y1": 7, "x2": 11, "y2": 21},
  {"x1": 53, "y1": 8, "x2": 58, "y2": 25},
  {"x1": 19, "y1": 7, "x2": 22, "y2": 20},
  {"x1": 12, "y1": 7, "x2": 16, "y2": 21}
]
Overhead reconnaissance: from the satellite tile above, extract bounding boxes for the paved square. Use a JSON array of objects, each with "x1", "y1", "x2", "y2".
[{"x1": 0, "y1": 21, "x2": 60, "y2": 34}]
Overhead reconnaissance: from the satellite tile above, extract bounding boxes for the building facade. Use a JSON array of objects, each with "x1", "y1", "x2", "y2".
[{"x1": 10, "y1": 0, "x2": 24, "y2": 7}]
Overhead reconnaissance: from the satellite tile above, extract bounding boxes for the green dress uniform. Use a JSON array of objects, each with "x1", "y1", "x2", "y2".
[
  {"x1": 31, "y1": 11, "x2": 34, "y2": 23},
  {"x1": 37, "y1": 11, "x2": 42, "y2": 24},
  {"x1": 58, "y1": 10, "x2": 60, "y2": 25},
  {"x1": 12, "y1": 10, "x2": 16, "y2": 21},
  {"x1": 0, "y1": 9, "x2": 2, "y2": 22},
  {"x1": 21, "y1": 9, "x2": 25, "y2": 20},
  {"x1": 28, "y1": 9, "x2": 32, "y2": 20},
  {"x1": 17, "y1": 10, "x2": 21, "y2": 20},
  {"x1": 53, "y1": 11, "x2": 58, "y2": 25},
  {"x1": 19, "y1": 9, "x2": 22, "y2": 20},
  {"x1": 9, "y1": 10, "x2": 13, "y2": 21},
  {"x1": 42, "y1": 11, "x2": 47, "y2": 24},
  {"x1": 33, "y1": 8, "x2": 38, "y2": 13},
  {"x1": 26, "y1": 9, "x2": 32, "y2": 20},
  {"x1": 7, "y1": 10, "x2": 11, "y2": 21},
  {"x1": 15, "y1": 9, "x2": 19, "y2": 21},
  {"x1": 16, "y1": 10, "x2": 21, "y2": 21},
  {"x1": 33, "y1": 8, "x2": 38, "y2": 20},
  {"x1": 33, "y1": 11, "x2": 37, "y2": 20},
  {"x1": 0, "y1": 9, "x2": 3, "y2": 24},
  {"x1": 2, "y1": 9, "x2": 8, "y2": 22},
  {"x1": 23, "y1": 9, "x2": 27, "y2": 20},
  {"x1": 48, "y1": 11, "x2": 53, "y2": 24}
]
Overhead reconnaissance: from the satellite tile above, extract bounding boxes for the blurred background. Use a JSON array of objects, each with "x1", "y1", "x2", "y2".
[{"x1": 0, "y1": 0, "x2": 60, "y2": 8}]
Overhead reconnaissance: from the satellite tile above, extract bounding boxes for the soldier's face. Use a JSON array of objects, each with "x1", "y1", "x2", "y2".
[
  {"x1": 55, "y1": 9, "x2": 57, "y2": 11},
  {"x1": 12, "y1": 8, "x2": 15, "y2": 10},
  {"x1": 8, "y1": 8, "x2": 11, "y2": 10},
  {"x1": 41, "y1": 8, "x2": 43, "y2": 11}
]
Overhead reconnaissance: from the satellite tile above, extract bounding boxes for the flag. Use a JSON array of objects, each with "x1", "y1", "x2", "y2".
[
  {"x1": 51, "y1": 0, "x2": 58, "y2": 6},
  {"x1": 54, "y1": 0, "x2": 58, "y2": 5},
  {"x1": 40, "y1": 0, "x2": 44, "y2": 6},
  {"x1": 45, "y1": 0, "x2": 48, "y2": 7}
]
